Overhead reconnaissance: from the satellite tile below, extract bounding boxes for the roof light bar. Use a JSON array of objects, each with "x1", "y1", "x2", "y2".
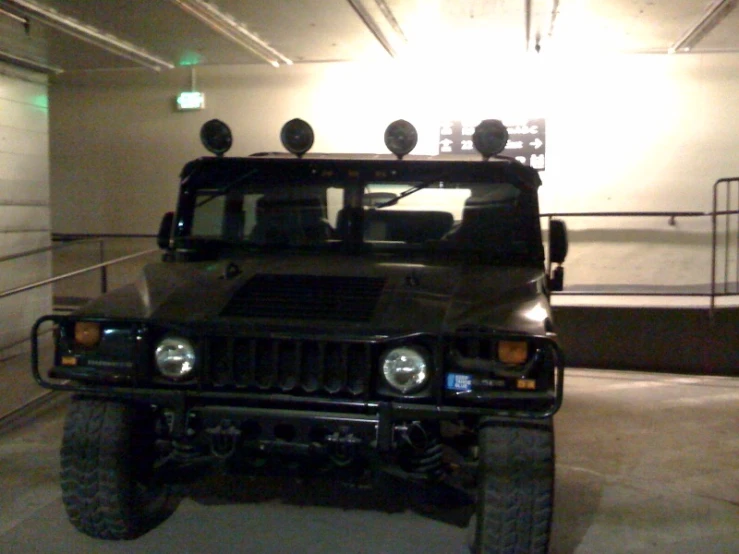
[
  {"x1": 171, "y1": 0, "x2": 292, "y2": 67},
  {"x1": 1, "y1": 0, "x2": 174, "y2": 71},
  {"x1": 668, "y1": 0, "x2": 737, "y2": 53}
]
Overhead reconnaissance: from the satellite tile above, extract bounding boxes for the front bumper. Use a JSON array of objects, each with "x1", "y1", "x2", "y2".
[{"x1": 32, "y1": 315, "x2": 565, "y2": 421}]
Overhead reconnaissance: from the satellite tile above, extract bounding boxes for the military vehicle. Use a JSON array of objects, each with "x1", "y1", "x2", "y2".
[{"x1": 33, "y1": 117, "x2": 568, "y2": 553}]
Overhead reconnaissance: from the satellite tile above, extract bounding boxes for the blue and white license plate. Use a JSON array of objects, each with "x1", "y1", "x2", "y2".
[{"x1": 446, "y1": 373, "x2": 473, "y2": 392}]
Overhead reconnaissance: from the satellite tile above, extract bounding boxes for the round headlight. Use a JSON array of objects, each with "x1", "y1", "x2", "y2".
[
  {"x1": 280, "y1": 118, "x2": 314, "y2": 157},
  {"x1": 155, "y1": 337, "x2": 196, "y2": 380},
  {"x1": 384, "y1": 119, "x2": 418, "y2": 159},
  {"x1": 200, "y1": 119, "x2": 232, "y2": 156},
  {"x1": 380, "y1": 346, "x2": 430, "y2": 394}
]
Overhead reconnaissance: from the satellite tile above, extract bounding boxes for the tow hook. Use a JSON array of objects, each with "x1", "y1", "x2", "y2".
[
  {"x1": 396, "y1": 421, "x2": 429, "y2": 451},
  {"x1": 206, "y1": 419, "x2": 241, "y2": 458},
  {"x1": 325, "y1": 426, "x2": 363, "y2": 465}
]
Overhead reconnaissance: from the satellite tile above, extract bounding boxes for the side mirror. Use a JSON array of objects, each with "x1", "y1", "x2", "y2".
[
  {"x1": 549, "y1": 266, "x2": 564, "y2": 292},
  {"x1": 548, "y1": 219, "x2": 568, "y2": 292},
  {"x1": 548, "y1": 219, "x2": 568, "y2": 264},
  {"x1": 157, "y1": 212, "x2": 174, "y2": 249}
]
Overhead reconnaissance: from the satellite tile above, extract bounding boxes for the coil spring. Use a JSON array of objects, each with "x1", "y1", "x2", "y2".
[{"x1": 400, "y1": 423, "x2": 444, "y2": 481}]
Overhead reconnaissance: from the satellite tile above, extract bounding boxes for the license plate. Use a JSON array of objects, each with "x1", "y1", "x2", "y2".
[{"x1": 446, "y1": 373, "x2": 472, "y2": 392}]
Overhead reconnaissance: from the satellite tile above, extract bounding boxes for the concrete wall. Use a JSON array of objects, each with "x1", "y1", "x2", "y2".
[
  {"x1": 554, "y1": 305, "x2": 738, "y2": 375},
  {"x1": 48, "y1": 54, "x2": 738, "y2": 292},
  {"x1": 0, "y1": 63, "x2": 52, "y2": 353}
]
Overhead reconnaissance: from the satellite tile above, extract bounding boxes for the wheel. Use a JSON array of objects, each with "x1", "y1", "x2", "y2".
[
  {"x1": 60, "y1": 397, "x2": 175, "y2": 539},
  {"x1": 471, "y1": 420, "x2": 554, "y2": 554}
]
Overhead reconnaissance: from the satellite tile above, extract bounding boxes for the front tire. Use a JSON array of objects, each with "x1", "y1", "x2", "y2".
[
  {"x1": 60, "y1": 398, "x2": 174, "y2": 539},
  {"x1": 472, "y1": 420, "x2": 554, "y2": 554}
]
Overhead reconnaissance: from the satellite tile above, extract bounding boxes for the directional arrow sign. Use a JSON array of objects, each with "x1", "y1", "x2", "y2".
[
  {"x1": 439, "y1": 138, "x2": 453, "y2": 153},
  {"x1": 438, "y1": 118, "x2": 546, "y2": 170}
]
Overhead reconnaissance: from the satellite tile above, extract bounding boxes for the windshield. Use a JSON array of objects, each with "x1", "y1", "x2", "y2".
[{"x1": 181, "y1": 172, "x2": 542, "y2": 263}]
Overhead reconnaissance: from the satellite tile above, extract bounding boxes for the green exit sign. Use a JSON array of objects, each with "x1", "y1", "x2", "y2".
[{"x1": 176, "y1": 91, "x2": 205, "y2": 111}]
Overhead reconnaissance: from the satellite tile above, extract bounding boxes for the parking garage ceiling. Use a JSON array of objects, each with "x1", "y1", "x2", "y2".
[{"x1": 0, "y1": 0, "x2": 738, "y2": 74}]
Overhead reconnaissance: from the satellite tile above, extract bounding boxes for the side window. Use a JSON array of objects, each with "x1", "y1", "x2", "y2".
[
  {"x1": 242, "y1": 194, "x2": 262, "y2": 237},
  {"x1": 326, "y1": 187, "x2": 344, "y2": 228},
  {"x1": 191, "y1": 195, "x2": 225, "y2": 236}
]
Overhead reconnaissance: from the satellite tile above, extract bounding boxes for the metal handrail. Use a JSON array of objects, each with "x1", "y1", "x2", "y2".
[
  {"x1": 0, "y1": 234, "x2": 158, "y2": 266},
  {"x1": 53, "y1": 233, "x2": 156, "y2": 241},
  {"x1": 0, "y1": 248, "x2": 159, "y2": 300},
  {"x1": 0, "y1": 237, "x2": 104, "y2": 265},
  {"x1": 541, "y1": 209, "x2": 738, "y2": 218},
  {"x1": 1, "y1": 196, "x2": 736, "y2": 304},
  {"x1": 0, "y1": 245, "x2": 159, "y2": 422},
  {"x1": 538, "y1": 177, "x2": 739, "y2": 319},
  {"x1": 542, "y1": 210, "x2": 703, "y2": 217},
  {"x1": 0, "y1": 390, "x2": 59, "y2": 429}
]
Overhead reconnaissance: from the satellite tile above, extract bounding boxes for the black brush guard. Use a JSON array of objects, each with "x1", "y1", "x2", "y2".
[{"x1": 31, "y1": 315, "x2": 564, "y2": 419}]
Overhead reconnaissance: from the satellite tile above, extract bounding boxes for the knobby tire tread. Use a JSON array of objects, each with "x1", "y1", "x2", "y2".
[
  {"x1": 475, "y1": 422, "x2": 554, "y2": 554},
  {"x1": 60, "y1": 398, "x2": 166, "y2": 540}
]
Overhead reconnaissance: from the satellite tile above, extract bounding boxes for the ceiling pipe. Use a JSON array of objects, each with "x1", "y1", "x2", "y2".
[
  {"x1": 526, "y1": 0, "x2": 558, "y2": 53},
  {"x1": 346, "y1": 0, "x2": 407, "y2": 58},
  {"x1": 0, "y1": 0, "x2": 174, "y2": 71},
  {"x1": 548, "y1": 0, "x2": 560, "y2": 40},
  {"x1": 0, "y1": 47, "x2": 63, "y2": 73},
  {"x1": 0, "y1": 5, "x2": 27, "y2": 26},
  {"x1": 373, "y1": 0, "x2": 408, "y2": 44},
  {"x1": 171, "y1": 0, "x2": 292, "y2": 67},
  {"x1": 669, "y1": 0, "x2": 737, "y2": 53}
]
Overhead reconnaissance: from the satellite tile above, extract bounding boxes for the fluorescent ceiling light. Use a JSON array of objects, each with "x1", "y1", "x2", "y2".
[
  {"x1": 347, "y1": 0, "x2": 407, "y2": 58},
  {"x1": 0, "y1": 47, "x2": 63, "y2": 73},
  {"x1": 171, "y1": 0, "x2": 292, "y2": 67},
  {"x1": 0, "y1": 0, "x2": 174, "y2": 71},
  {"x1": 668, "y1": 0, "x2": 737, "y2": 53}
]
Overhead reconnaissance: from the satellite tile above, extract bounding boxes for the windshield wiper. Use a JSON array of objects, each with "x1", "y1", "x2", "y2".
[
  {"x1": 374, "y1": 180, "x2": 438, "y2": 209},
  {"x1": 196, "y1": 169, "x2": 257, "y2": 208}
]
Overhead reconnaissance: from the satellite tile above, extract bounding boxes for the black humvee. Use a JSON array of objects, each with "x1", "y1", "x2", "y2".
[{"x1": 33, "y1": 118, "x2": 567, "y2": 553}]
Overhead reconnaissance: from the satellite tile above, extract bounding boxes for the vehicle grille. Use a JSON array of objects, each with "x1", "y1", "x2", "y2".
[
  {"x1": 207, "y1": 337, "x2": 373, "y2": 396},
  {"x1": 221, "y1": 274, "x2": 386, "y2": 322}
]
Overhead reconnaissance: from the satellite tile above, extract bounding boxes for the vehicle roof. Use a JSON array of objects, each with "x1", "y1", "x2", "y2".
[
  {"x1": 247, "y1": 152, "x2": 510, "y2": 162},
  {"x1": 180, "y1": 153, "x2": 542, "y2": 189}
]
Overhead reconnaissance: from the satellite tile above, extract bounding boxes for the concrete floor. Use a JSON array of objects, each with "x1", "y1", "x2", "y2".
[{"x1": 0, "y1": 369, "x2": 737, "y2": 554}]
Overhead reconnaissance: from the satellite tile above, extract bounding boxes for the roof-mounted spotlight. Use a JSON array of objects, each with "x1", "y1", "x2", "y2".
[
  {"x1": 384, "y1": 119, "x2": 417, "y2": 159},
  {"x1": 200, "y1": 119, "x2": 232, "y2": 156},
  {"x1": 472, "y1": 119, "x2": 509, "y2": 161},
  {"x1": 280, "y1": 118, "x2": 314, "y2": 157}
]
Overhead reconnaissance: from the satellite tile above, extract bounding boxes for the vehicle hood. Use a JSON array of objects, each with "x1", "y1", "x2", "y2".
[{"x1": 76, "y1": 256, "x2": 553, "y2": 336}]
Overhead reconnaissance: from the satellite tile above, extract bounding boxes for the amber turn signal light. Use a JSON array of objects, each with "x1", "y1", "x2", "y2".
[
  {"x1": 498, "y1": 340, "x2": 528, "y2": 364},
  {"x1": 74, "y1": 321, "x2": 101, "y2": 348}
]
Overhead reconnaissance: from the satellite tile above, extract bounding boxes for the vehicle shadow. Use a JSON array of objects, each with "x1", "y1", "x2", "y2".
[
  {"x1": 183, "y1": 468, "x2": 475, "y2": 529},
  {"x1": 549, "y1": 465, "x2": 605, "y2": 554},
  {"x1": 174, "y1": 451, "x2": 603, "y2": 553}
]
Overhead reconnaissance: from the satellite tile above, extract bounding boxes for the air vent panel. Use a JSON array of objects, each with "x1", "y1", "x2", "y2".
[{"x1": 222, "y1": 274, "x2": 386, "y2": 322}]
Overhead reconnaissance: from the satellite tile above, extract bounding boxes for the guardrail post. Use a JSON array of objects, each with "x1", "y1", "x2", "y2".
[
  {"x1": 546, "y1": 215, "x2": 553, "y2": 277},
  {"x1": 100, "y1": 239, "x2": 108, "y2": 294},
  {"x1": 711, "y1": 181, "x2": 718, "y2": 320},
  {"x1": 710, "y1": 177, "x2": 739, "y2": 322}
]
